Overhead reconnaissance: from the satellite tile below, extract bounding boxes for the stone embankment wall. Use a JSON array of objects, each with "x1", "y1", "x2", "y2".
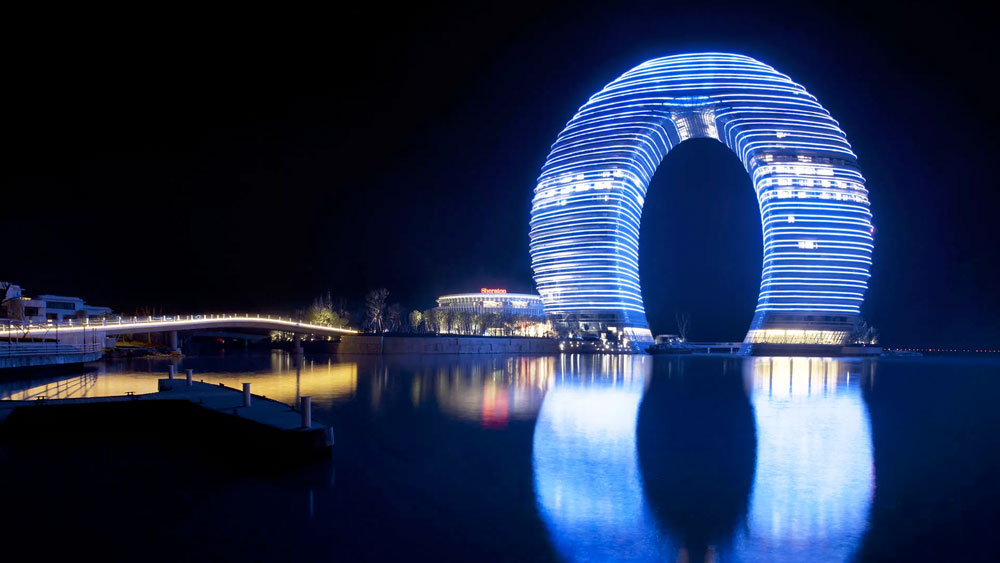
[
  {"x1": 0, "y1": 351, "x2": 102, "y2": 372},
  {"x1": 338, "y1": 335, "x2": 559, "y2": 355}
]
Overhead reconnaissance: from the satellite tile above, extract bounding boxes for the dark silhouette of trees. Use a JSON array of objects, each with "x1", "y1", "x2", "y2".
[
  {"x1": 675, "y1": 313, "x2": 691, "y2": 341},
  {"x1": 386, "y1": 303, "x2": 403, "y2": 332},
  {"x1": 364, "y1": 288, "x2": 389, "y2": 333}
]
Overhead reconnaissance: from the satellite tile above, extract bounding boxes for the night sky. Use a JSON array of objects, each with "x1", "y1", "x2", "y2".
[{"x1": 3, "y1": 2, "x2": 997, "y2": 347}]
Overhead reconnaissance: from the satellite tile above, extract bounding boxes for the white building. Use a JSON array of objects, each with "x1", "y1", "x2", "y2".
[
  {"x1": 1, "y1": 283, "x2": 112, "y2": 323},
  {"x1": 434, "y1": 289, "x2": 549, "y2": 337},
  {"x1": 436, "y1": 290, "x2": 546, "y2": 316}
]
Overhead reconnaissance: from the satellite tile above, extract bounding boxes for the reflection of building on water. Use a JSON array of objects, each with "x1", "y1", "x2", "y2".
[
  {"x1": 735, "y1": 356, "x2": 874, "y2": 562},
  {"x1": 0, "y1": 371, "x2": 99, "y2": 400},
  {"x1": 530, "y1": 355, "x2": 875, "y2": 562},
  {"x1": 0, "y1": 365, "x2": 161, "y2": 398},
  {"x1": 747, "y1": 356, "x2": 873, "y2": 397},
  {"x1": 532, "y1": 355, "x2": 673, "y2": 561},
  {"x1": 183, "y1": 354, "x2": 359, "y2": 406},
  {"x1": 636, "y1": 358, "x2": 757, "y2": 561},
  {"x1": 0, "y1": 352, "x2": 359, "y2": 406},
  {"x1": 194, "y1": 353, "x2": 359, "y2": 405},
  {"x1": 387, "y1": 355, "x2": 656, "y2": 429},
  {"x1": 182, "y1": 353, "x2": 359, "y2": 405},
  {"x1": 390, "y1": 356, "x2": 554, "y2": 427}
]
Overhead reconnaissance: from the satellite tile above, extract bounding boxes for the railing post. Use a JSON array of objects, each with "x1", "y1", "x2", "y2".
[
  {"x1": 168, "y1": 365, "x2": 175, "y2": 380},
  {"x1": 243, "y1": 383, "x2": 251, "y2": 407},
  {"x1": 186, "y1": 369, "x2": 193, "y2": 386},
  {"x1": 301, "y1": 396, "x2": 311, "y2": 428}
]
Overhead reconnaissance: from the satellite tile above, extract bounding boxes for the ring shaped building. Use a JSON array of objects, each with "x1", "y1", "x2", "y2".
[{"x1": 529, "y1": 53, "x2": 873, "y2": 349}]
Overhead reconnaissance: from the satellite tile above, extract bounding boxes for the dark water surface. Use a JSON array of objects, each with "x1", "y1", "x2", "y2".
[{"x1": 2, "y1": 353, "x2": 999, "y2": 562}]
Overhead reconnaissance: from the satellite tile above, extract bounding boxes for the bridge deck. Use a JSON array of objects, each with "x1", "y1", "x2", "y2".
[{"x1": 0, "y1": 313, "x2": 357, "y2": 339}]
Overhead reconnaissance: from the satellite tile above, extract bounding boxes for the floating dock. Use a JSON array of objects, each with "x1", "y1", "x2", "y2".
[{"x1": 0, "y1": 376, "x2": 332, "y2": 469}]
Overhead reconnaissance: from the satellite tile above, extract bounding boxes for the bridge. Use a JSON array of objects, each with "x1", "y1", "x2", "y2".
[
  {"x1": 681, "y1": 342, "x2": 743, "y2": 355},
  {"x1": 1, "y1": 313, "x2": 356, "y2": 354}
]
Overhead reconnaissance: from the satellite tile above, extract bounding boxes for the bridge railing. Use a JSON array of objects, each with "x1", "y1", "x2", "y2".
[
  {"x1": 0, "y1": 342, "x2": 103, "y2": 357},
  {"x1": 1, "y1": 313, "x2": 355, "y2": 336}
]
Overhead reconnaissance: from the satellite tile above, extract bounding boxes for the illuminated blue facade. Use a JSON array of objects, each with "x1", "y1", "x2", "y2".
[{"x1": 529, "y1": 53, "x2": 873, "y2": 346}]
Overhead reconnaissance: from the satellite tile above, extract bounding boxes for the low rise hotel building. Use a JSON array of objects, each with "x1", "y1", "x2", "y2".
[{"x1": 433, "y1": 289, "x2": 549, "y2": 337}]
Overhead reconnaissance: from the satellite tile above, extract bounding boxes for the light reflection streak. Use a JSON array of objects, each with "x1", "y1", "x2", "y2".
[
  {"x1": 532, "y1": 355, "x2": 874, "y2": 561},
  {"x1": 417, "y1": 356, "x2": 554, "y2": 426},
  {"x1": 532, "y1": 355, "x2": 672, "y2": 561},
  {"x1": 0, "y1": 371, "x2": 98, "y2": 400},
  {"x1": 0, "y1": 352, "x2": 359, "y2": 405},
  {"x1": 202, "y1": 356, "x2": 359, "y2": 404},
  {"x1": 733, "y1": 356, "x2": 874, "y2": 561}
]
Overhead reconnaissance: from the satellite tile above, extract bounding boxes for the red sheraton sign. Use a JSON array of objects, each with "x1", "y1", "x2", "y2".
[{"x1": 480, "y1": 288, "x2": 507, "y2": 294}]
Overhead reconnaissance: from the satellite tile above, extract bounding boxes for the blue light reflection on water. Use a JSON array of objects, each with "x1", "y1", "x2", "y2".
[
  {"x1": 532, "y1": 355, "x2": 875, "y2": 562},
  {"x1": 15, "y1": 353, "x2": 997, "y2": 560},
  {"x1": 532, "y1": 355, "x2": 672, "y2": 561},
  {"x1": 734, "y1": 357, "x2": 874, "y2": 562}
]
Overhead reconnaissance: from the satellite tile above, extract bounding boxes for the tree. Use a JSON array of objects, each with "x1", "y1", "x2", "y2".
[
  {"x1": 331, "y1": 296, "x2": 351, "y2": 328},
  {"x1": 471, "y1": 313, "x2": 485, "y2": 336},
  {"x1": 433, "y1": 309, "x2": 448, "y2": 333},
  {"x1": 482, "y1": 311, "x2": 501, "y2": 335},
  {"x1": 500, "y1": 310, "x2": 517, "y2": 336},
  {"x1": 408, "y1": 310, "x2": 423, "y2": 333},
  {"x1": 675, "y1": 313, "x2": 691, "y2": 341},
  {"x1": 562, "y1": 312, "x2": 580, "y2": 338},
  {"x1": 332, "y1": 311, "x2": 348, "y2": 329},
  {"x1": 454, "y1": 311, "x2": 473, "y2": 335},
  {"x1": 303, "y1": 292, "x2": 352, "y2": 329},
  {"x1": 307, "y1": 295, "x2": 335, "y2": 326},
  {"x1": 850, "y1": 319, "x2": 880, "y2": 345},
  {"x1": 364, "y1": 288, "x2": 389, "y2": 333},
  {"x1": 135, "y1": 304, "x2": 163, "y2": 344},
  {"x1": 513, "y1": 313, "x2": 534, "y2": 336},
  {"x1": 386, "y1": 303, "x2": 403, "y2": 333}
]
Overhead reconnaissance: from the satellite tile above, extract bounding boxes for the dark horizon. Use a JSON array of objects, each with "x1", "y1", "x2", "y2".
[{"x1": 3, "y1": 2, "x2": 998, "y2": 347}]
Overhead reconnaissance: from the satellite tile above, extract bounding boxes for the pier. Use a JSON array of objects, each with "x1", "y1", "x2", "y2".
[{"x1": 0, "y1": 375, "x2": 333, "y2": 468}]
